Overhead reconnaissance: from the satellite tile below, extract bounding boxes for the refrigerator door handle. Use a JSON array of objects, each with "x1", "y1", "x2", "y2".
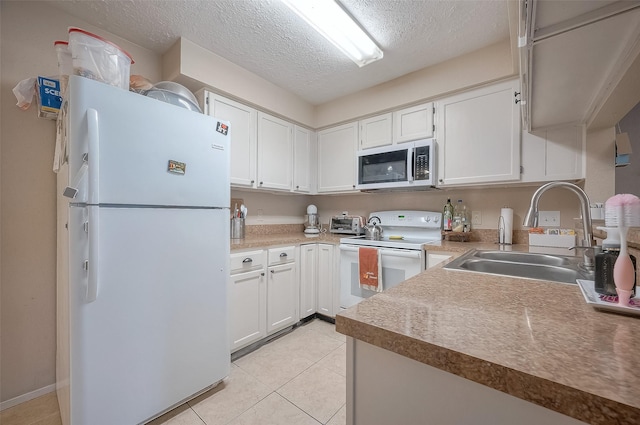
[
  {"x1": 87, "y1": 108, "x2": 100, "y2": 205},
  {"x1": 87, "y1": 206, "x2": 100, "y2": 302}
]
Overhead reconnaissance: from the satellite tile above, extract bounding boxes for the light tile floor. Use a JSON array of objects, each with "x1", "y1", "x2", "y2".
[{"x1": 1, "y1": 319, "x2": 347, "y2": 425}]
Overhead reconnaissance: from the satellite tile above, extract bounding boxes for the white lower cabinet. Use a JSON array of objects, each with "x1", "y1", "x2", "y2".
[
  {"x1": 299, "y1": 243, "x2": 336, "y2": 319},
  {"x1": 316, "y1": 244, "x2": 336, "y2": 317},
  {"x1": 229, "y1": 250, "x2": 266, "y2": 353},
  {"x1": 266, "y1": 246, "x2": 298, "y2": 334},
  {"x1": 299, "y1": 244, "x2": 318, "y2": 319},
  {"x1": 229, "y1": 243, "x2": 335, "y2": 353},
  {"x1": 426, "y1": 252, "x2": 453, "y2": 269}
]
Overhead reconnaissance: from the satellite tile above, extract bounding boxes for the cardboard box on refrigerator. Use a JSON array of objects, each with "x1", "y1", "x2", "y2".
[{"x1": 36, "y1": 76, "x2": 62, "y2": 119}]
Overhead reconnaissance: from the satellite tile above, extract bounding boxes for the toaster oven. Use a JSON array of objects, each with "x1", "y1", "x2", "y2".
[{"x1": 330, "y1": 215, "x2": 365, "y2": 235}]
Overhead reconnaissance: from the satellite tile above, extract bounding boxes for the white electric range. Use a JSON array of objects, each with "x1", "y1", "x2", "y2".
[{"x1": 339, "y1": 210, "x2": 443, "y2": 309}]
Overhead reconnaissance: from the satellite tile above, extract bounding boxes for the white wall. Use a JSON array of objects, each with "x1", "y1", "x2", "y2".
[
  {"x1": 164, "y1": 38, "x2": 316, "y2": 128},
  {"x1": 0, "y1": 1, "x2": 162, "y2": 404},
  {"x1": 585, "y1": 127, "x2": 616, "y2": 203},
  {"x1": 315, "y1": 40, "x2": 514, "y2": 128},
  {"x1": 616, "y1": 101, "x2": 640, "y2": 196}
]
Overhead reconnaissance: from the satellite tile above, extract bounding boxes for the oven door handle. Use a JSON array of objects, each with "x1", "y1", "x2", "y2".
[{"x1": 339, "y1": 245, "x2": 423, "y2": 259}]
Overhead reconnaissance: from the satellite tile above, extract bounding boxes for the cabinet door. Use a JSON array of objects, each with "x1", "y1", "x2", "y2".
[
  {"x1": 229, "y1": 268, "x2": 266, "y2": 352},
  {"x1": 206, "y1": 92, "x2": 257, "y2": 188},
  {"x1": 299, "y1": 244, "x2": 317, "y2": 319},
  {"x1": 293, "y1": 126, "x2": 313, "y2": 193},
  {"x1": 437, "y1": 79, "x2": 521, "y2": 186},
  {"x1": 521, "y1": 125, "x2": 584, "y2": 182},
  {"x1": 360, "y1": 113, "x2": 392, "y2": 149},
  {"x1": 257, "y1": 112, "x2": 293, "y2": 191},
  {"x1": 393, "y1": 103, "x2": 434, "y2": 143},
  {"x1": 267, "y1": 262, "x2": 298, "y2": 334},
  {"x1": 316, "y1": 244, "x2": 335, "y2": 317},
  {"x1": 427, "y1": 252, "x2": 453, "y2": 269},
  {"x1": 317, "y1": 122, "x2": 358, "y2": 193}
]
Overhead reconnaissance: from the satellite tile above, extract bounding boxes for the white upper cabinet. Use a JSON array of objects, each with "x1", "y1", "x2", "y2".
[
  {"x1": 436, "y1": 79, "x2": 521, "y2": 186},
  {"x1": 521, "y1": 124, "x2": 585, "y2": 182},
  {"x1": 521, "y1": 1, "x2": 640, "y2": 131},
  {"x1": 317, "y1": 122, "x2": 358, "y2": 193},
  {"x1": 204, "y1": 92, "x2": 257, "y2": 188},
  {"x1": 257, "y1": 112, "x2": 293, "y2": 191},
  {"x1": 359, "y1": 113, "x2": 392, "y2": 149},
  {"x1": 393, "y1": 102, "x2": 434, "y2": 143},
  {"x1": 293, "y1": 126, "x2": 313, "y2": 193}
]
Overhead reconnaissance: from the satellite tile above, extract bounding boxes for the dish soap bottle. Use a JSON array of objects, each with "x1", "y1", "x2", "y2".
[
  {"x1": 595, "y1": 226, "x2": 637, "y2": 296},
  {"x1": 443, "y1": 198, "x2": 454, "y2": 231}
]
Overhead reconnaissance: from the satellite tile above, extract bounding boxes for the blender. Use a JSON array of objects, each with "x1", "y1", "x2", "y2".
[{"x1": 304, "y1": 204, "x2": 320, "y2": 234}]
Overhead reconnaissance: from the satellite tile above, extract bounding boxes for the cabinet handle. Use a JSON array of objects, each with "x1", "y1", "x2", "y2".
[
  {"x1": 261, "y1": 272, "x2": 265, "y2": 276},
  {"x1": 279, "y1": 253, "x2": 288, "y2": 257},
  {"x1": 242, "y1": 258, "x2": 253, "y2": 263},
  {"x1": 270, "y1": 269, "x2": 275, "y2": 274},
  {"x1": 259, "y1": 181, "x2": 263, "y2": 185},
  {"x1": 439, "y1": 179, "x2": 443, "y2": 183},
  {"x1": 251, "y1": 180, "x2": 255, "y2": 184},
  {"x1": 296, "y1": 185, "x2": 299, "y2": 189}
]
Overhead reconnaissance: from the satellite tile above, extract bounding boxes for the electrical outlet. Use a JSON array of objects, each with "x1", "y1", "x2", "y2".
[
  {"x1": 538, "y1": 210, "x2": 560, "y2": 227},
  {"x1": 472, "y1": 210, "x2": 482, "y2": 225}
]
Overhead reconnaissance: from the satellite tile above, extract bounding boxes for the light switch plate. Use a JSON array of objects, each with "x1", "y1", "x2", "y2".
[{"x1": 538, "y1": 210, "x2": 560, "y2": 227}]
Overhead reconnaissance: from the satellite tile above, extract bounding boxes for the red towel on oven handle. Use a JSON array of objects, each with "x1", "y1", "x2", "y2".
[{"x1": 359, "y1": 247, "x2": 383, "y2": 292}]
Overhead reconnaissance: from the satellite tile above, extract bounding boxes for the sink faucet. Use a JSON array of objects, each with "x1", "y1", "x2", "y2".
[{"x1": 523, "y1": 182, "x2": 596, "y2": 269}]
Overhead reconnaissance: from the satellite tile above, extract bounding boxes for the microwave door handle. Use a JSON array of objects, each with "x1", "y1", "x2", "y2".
[{"x1": 409, "y1": 150, "x2": 415, "y2": 182}]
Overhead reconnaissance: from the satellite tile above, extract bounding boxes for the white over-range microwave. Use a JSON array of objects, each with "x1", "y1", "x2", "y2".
[{"x1": 356, "y1": 139, "x2": 436, "y2": 190}]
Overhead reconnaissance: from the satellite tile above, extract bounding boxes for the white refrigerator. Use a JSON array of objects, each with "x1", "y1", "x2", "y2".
[{"x1": 56, "y1": 76, "x2": 231, "y2": 425}]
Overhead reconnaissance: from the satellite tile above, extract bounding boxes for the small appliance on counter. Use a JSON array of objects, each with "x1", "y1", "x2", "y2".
[
  {"x1": 304, "y1": 204, "x2": 320, "y2": 234},
  {"x1": 330, "y1": 215, "x2": 365, "y2": 235}
]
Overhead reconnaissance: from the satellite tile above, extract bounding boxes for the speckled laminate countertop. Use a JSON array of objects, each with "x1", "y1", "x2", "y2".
[
  {"x1": 230, "y1": 232, "x2": 501, "y2": 252},
  {"x1": 230, "y1": 232, "x2": 344, "y2": 250},
  {"x1": 336, "y1": 251, "x2": 640, "y2": 425}
]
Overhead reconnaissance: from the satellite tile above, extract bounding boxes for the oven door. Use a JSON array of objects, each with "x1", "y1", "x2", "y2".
[{"x1": 339, "y1": 244, "x2": 425, "y2": 310}]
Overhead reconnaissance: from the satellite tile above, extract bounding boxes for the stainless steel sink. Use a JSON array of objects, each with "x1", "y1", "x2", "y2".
[
  {"x1": 444, "y1": 249, "x2": 594, "y2": 284},
  {"x1": 472, "y1": 250, "x2": 573, "y2": 267}
]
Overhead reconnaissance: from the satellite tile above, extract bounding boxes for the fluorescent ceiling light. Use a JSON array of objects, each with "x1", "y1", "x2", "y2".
[{"x1": 281, "y1": 0, "x2": 383, "y2": 67}]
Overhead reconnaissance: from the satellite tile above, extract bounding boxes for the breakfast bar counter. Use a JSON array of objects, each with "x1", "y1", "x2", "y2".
[{"x1": 336, "y1": 257, "x2": 640, "y2": 425}]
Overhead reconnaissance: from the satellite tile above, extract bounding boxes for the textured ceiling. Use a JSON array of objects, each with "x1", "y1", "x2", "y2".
[{"x1": 46, "y1": 0, "x2": 511, "y2": 105}]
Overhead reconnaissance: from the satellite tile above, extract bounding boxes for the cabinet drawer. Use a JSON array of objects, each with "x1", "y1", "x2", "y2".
[
  {"x1": 268, "y1": 246, "x2": 296, "y2": 265},
  {"x1": 230, "y1": 250, "x2": 265, "y2": 273}
]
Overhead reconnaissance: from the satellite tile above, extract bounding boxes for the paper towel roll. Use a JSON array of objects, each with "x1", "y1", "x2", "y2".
[{"x1": 499, "y1": 207, "x2": 513, "y2": 244}]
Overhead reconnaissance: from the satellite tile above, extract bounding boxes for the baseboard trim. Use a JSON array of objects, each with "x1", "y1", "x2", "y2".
[{"x1": 0, "y1": 384, "x2": 56, "y2": 411}]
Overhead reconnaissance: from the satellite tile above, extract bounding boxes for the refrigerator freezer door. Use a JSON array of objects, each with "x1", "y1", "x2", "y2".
[
  {"x1": 67, "y1": 205, "x2": 230, "y2": 425},
  {"x1": 67, "y1": 75, "x2": 230, "y2": 208}
]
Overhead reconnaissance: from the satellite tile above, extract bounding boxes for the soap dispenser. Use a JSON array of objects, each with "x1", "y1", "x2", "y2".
[{"x1": 595, "y1": 227, "x2": 637, "y2": 296}]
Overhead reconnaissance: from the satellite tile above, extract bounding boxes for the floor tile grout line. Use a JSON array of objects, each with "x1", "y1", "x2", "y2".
[
  {"x1": 275, "y1": 392, "x2": 325, "y2": 425},
  {"x1": 186, "y1": 403, "x2": 207, "y2": 425},
  {"x1": 274, "y1": 361, "x2": 346, "y2": 424},
  {"x1": 325, "y1": 402, "x2": 347, "y2": 425}
]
